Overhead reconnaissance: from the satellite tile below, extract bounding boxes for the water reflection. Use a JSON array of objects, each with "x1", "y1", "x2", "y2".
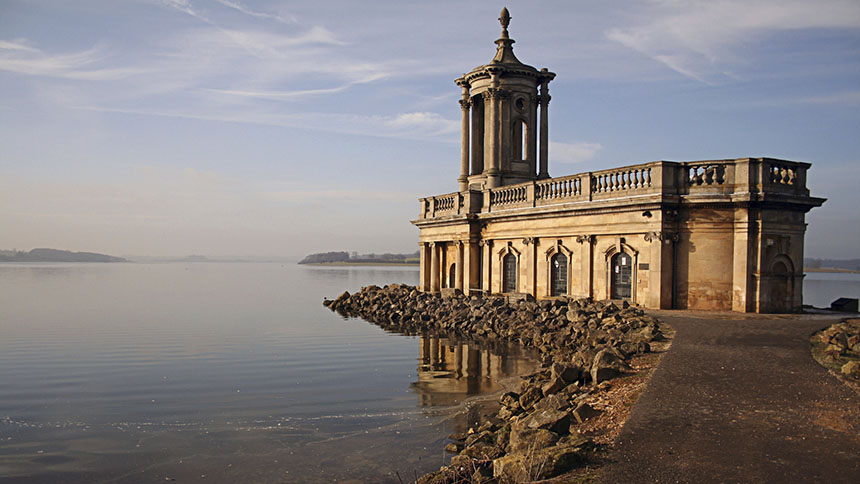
[{"x1": 413, "y1": 336, "x2": 537, "y2": 407}]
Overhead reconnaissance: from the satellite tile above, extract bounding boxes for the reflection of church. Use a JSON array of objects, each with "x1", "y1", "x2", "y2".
[
  {"x1": 413, "y1": 9, "x2": 825, "y2": 312},
  {"x1": 411, "y1": 336, "x2": 536, "y2": 407}
]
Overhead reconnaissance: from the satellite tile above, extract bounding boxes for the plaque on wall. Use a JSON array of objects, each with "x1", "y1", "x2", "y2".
[{"x1": 639, "y1": 263, "x2": 650, "y2": 270}]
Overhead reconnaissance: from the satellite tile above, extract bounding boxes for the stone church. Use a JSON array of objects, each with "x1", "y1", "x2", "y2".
[{"x1": 413, "y1": 9, "x2": 825, "y2": 312}]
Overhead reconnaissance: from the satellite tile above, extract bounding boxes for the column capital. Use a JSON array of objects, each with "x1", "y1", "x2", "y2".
[
  {"x1": 459, "y1": 98, "x2": 472, "y2": 110},
  {"x1": 575, "y1": 234, "x2": 595, "y2": 244},
  {"x1": 644, "y1": 231, "x2": 680, "y2": 243},
  {"x1": 537, "y1": 94, "x2": 551, "y2": 106}
]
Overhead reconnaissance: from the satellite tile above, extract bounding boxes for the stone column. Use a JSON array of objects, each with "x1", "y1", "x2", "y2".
[
  {"x1": 577, "y1": 235, "x2": 594, "y2": 299},
  {"x1": 482, "y1": 240, "x2": 493, "y2": 293},
  {"x1": 458, "y1": 83, "x2": 471, "y2": 193},
  {"x1": 538, "y1": 76, "x2": 551, "y2": 179},
  {"x1": 455, "y1": 241, "x2": 464, "y2": 291},
  {"x1": 485, "y1": 83, "x2": 502, "y2": 188},
  {"x1": 430, "y1": 242, "x2": 439, "y2": 293},
  {"x1": 419, "y1": 242, "x2": 428, "y2": 292}
]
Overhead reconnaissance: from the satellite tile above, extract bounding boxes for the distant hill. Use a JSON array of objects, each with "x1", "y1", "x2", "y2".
[
  {"x1": 0, "y1": 248, "x2": 127, "y2": 263},
  {"x1": 299, "y1": 250, "x2": 419, "y2": 265}
]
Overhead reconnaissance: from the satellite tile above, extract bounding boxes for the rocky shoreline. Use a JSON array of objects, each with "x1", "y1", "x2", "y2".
[
  {"x1": 324, "y1": 284, "x2": 670, "y2": 483},
  {"x1": 812, "y1": 318, "x2": 860, "y2": 382}
]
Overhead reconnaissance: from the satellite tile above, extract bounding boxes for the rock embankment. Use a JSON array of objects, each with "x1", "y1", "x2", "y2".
[
  {"x1": 812, "y1": 319, "x2": 860, "y2": 381},
  {"x1": 324, "y1": 285, "x2": 666, "y2": 483}
]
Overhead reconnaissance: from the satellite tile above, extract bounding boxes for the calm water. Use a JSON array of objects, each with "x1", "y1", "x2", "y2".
[
  {"x1": 0, "y1": 263, "x2": 537, "y2": 484},
  {"x1": 803, "y1": 271, "x2": 860, "y2": 309}
]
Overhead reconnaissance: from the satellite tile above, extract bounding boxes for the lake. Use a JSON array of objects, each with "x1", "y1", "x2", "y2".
[
  {"x1": 0, "y1": 263, "x2": 537, "y2": 483},
  {"x1": 1, "y1": 264, "x2": 857, "y2": 483},
  {"x1": 803, "y1": 271, "x2": 860, "y2": 309}
]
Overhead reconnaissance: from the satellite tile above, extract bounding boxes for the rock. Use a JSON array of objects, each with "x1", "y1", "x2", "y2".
[
  {"x1": 519, "y1": 386, "x2": 543, "y2": 410},
  {"x1": 465, "y1": 430, "x2": 493, "y2": 448},
  {"x1": 542, "y1": 376, "x2": 566, "y2": 395},
  {"x1": 499, "y1": 391, "x2": 520, "y2": 409},
  {"x1": 534, "y1": 393, "x2": 568, "y2": 412},
  {"x1": 824, "y1": 344, "x2": 844, "y2": 356},
  {"x1": 513, "y1": 408, "x2": 570, "y2": 435},
  {"x1": 507, "y1": 428, "x2": 560, "y2": 453},
  {"x1": 572, "y1": 402, "x2": 602, "y2": 423},
  {"x1": 841, "y1": 360, "x2": 860, "y2": 379},
  {"x1": 591, "y1": 348, "x2": 628, "y2": 383},
  {"x1": 493, "y1": 442, "x2": 587, "y2": 481},
  {"x1": 459, "y1": 442, "x2": 505, "y2": 460},
  {"x1": 551, "y1": 363, "x2": 582, "y2": 384},
  {"x1": 444, "y1": 442, "x2": 462, "y2": 453}
]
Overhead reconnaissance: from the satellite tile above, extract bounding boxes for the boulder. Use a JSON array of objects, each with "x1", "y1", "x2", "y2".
[
  {"x1": 591, "y1": 348, "x2": 628, "y2": 383},
  {"x1": 551, "y1": 363, "x2": 582, "y2": 384},
  {"x1": 534, "y1": 393, "x2": 568, "y2": 412},
  {"x1": 493, "y1": 442, "x2": 587, "y2": 481},
  {"x1": 572, "y1": 402, "x2": 602, "y2": 423},
  {"x1": 507, "y1": 428, "x2": 559, "y2": 453},
  {"x1": 542, "y1": 376, "x2": 566, "y2": 395},
  {"x1": 513, "y1": 408, "x2": 570, "y2": 435},
  {"x1": 459, "y1": 442, "x2": 505, "y2": 460},
  {"x1": 518, "y1": 386, "x2": 543, "y2": 410},
  {"x1": 841, "y1": 360, "x2": 860, "y2": 379}
]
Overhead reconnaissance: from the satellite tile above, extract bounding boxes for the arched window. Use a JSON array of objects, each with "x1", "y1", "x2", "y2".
[
  {"x1": 449, "y1": 263, "x2": 456, "y2": 289},
  {"x1": 511, "y1": 119, "x2": 527, "y2": 161},
  {"x1": 503, "y1": 253, "x2": 517, "y2": 293},
  {"x1": 610, "y1": 252, "x2": 632, "y2": 300},
  {"x1": 550, "y1": 253, "x2": 568, "y2": 297}
]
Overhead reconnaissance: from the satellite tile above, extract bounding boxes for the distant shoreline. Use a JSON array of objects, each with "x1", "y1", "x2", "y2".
[
  {"x1": 805, "y1": 268, "x2": 860, "y2": 274},
  {"x1": 303, "y1": 261, "x2": 418, "y2": 266}
]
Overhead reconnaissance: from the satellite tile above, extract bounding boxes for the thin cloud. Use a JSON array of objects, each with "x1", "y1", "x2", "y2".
[
  {"x1": 214, "y1": 0, "x2": 297, "y2": 24},
  {"x1": 0, "y1": 41, "x2": 149, "y2": 80},
  {"x1": 606, "y1": 0, "x2": 860, "y2": 83},
  {"x1": 550, "y1": 141, "x2": 603, "y2": 164},
  {"x1": 72, "y1": 104, "x2": 459, "y2": 142}
]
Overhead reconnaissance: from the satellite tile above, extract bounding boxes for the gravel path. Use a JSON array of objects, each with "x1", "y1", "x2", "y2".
[{"x1": 599, "y1": 311, "x2": 860, "y2": 484}]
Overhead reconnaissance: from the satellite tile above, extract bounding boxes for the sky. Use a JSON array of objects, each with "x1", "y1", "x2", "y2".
[{"x1": 0, "y1": 0, "x2": 858, "y2": 259}]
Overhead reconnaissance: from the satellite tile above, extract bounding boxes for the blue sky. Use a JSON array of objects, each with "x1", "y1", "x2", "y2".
[{"x1": 1, "y1": 0, "x2": 858, "y2": 258}]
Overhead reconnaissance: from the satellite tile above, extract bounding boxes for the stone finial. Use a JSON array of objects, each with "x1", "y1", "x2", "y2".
[{"x1": 499, "y1": 7, "x2": 511, "y2": 38}]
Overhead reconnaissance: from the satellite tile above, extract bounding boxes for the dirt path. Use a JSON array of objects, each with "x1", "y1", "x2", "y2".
[{"x1": 598, "y1": 311, "x2": 860, "y2": 484}]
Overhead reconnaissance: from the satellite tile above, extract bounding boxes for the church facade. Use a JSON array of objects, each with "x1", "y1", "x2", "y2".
[{"x1": 412, "y1": 9, "x2": 825, "y2": 313}]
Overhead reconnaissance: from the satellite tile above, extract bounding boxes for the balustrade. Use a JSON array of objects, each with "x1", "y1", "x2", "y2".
[
  {"x1": 686, "y1": 163, "x2": 726, "y2": 186},
  {"x1": 417, "y1": 158, "x2": 811, "y2": 220},
  {"x1": 591, "y1": 166, "x2": 651, "y2": 193},
  {"x1": 489, "y1": 185, "x2": 528, "y2": 205},
  {"x1": 536, "y1": 176, "x2": 581, "y2": 200},
  {"x1": 767, "y1": 162, "x2": 796, "y2": 186}
]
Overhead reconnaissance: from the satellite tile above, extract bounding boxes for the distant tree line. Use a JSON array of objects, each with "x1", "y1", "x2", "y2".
[
  {"x1": 298, "y1": 250, "x2": 420, "y2": 264},
  {"x1": 804, "y1": 258, "x2": 860, "y2": 271},
  {"x1": 0, "y1": 248, "x2": 126, "y2": 263}
]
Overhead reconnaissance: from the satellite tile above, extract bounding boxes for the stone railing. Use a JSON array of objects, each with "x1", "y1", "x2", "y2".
[
  {"x1": 685, "y1": 162, "x2": 727, "y2": 186},
  {"x1": 489, "y1": 184, "x2": 528, "y2": 206},
  {"x1": 591, "y1": 165, "x2": 652, "y2": 194},
  {"x1": 760, "y1": 158, "x2": 809, "y2": 196},
  {"x1": 417, "y1": 158, "x2": 813, "y2": 219},
  {"x1": 418, "y1": 192, "x2": 463, "y2": 219},
  {"x1": 536, "y1": 175, "x2": 582, "y2": 201}
]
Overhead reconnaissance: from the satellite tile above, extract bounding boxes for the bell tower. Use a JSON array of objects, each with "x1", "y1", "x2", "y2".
[{"x1": 455, "y1": 8, "x2": 555, "y2": 191}]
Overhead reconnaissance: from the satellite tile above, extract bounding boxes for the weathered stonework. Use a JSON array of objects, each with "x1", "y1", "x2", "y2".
[{"x1": 413, "y1": 9, "x2": 825, "y2": 313}]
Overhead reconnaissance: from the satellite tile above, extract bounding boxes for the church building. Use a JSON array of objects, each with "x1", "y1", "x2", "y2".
[{"x1": 413, "y1": 9, "x2": 825, "y2": 312}]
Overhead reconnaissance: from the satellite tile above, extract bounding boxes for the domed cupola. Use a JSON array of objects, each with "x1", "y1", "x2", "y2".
[{"x1": 455, "y1": 8, "x2": 556, "y2": 191}]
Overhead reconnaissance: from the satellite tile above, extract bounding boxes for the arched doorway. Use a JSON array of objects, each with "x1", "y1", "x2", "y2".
[
  {"x1": 550, "y1": 253, "x2": 568, "y2": 297},
  {"x1": 449, "y1": 264, "x2": 456, "y2": 289},
  {"x1": 769, "y1": 259, "x2": 793, "y2": 312},
  {"x1": 611, "y1": 252, "x2": 632, "y2": 300},
  {"x1": 503, "y1": 253, "x2": 517, "y2": 293}
]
